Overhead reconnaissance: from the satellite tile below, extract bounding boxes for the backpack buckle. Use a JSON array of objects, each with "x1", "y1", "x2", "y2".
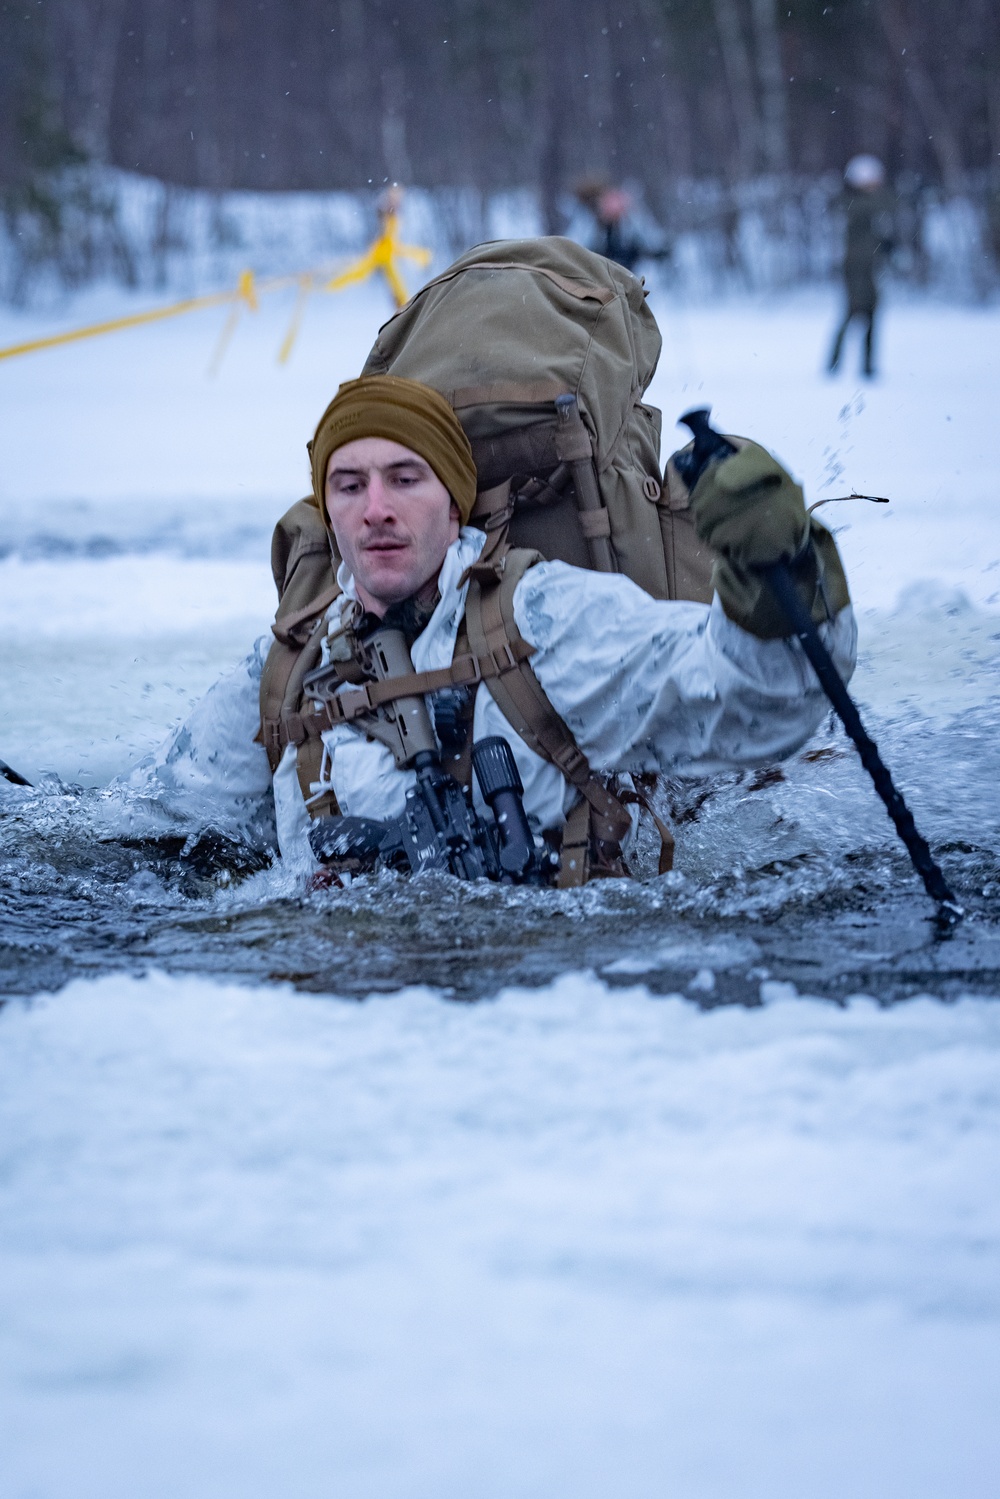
[
  {"x1": 451, "y1": 653, "x2": 484, "y2": 686},
  {"x1": 552, "y1": 742, "x2": 589, "y2": 782},
  {"x1": 285, "y1": 712, "x2": 305, "y2": 745},
  {"x1": 491, "y1": 642, "x2": 519, "y2": 674}
]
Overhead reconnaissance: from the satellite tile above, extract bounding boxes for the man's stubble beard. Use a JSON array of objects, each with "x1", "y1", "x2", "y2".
[{"x1": 352, "y1": 531, "x2": 442, "y2": 613}]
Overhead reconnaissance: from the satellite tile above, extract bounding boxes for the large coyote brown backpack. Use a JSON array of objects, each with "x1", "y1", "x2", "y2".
[
  {"x1": 362, "y1": 236, "x2": 711, "y2": 601},
  {"x1": 259, "y1": 237, "x2": 715, "y2": 883}
]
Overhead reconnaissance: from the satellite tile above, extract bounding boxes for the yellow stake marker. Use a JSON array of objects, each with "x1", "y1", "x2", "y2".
[
  {"x1": 207, "y1": 270, "x2": 260, "y2": 376},
  {"x1": 276, "y1": 275, "x2": 314, "y2": 366},
  {"x1": 324, "y1": 212, "x2": 432, "y2": 310}
]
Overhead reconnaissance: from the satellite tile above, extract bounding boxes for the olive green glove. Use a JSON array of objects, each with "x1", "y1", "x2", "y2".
[
  {"x1": 677, "y1": 439, "x2": 851, "y2": 639},
  {"x1": 690, "y1": 440, "x2": 808, "y2": 565}
]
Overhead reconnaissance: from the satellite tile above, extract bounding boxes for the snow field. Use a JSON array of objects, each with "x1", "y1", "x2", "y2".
[
  {"x1": 1, "y1": 968, "x2": 999, "y2": 1498},
  {"x1": 2, "y1": 275, "x2": 1000, "y2": 1495}
]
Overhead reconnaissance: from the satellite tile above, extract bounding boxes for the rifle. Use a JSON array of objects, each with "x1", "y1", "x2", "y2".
[
  {"x1": 675, "y1": 408, "x2": 960, "y2": 921},
  {"x1": 304, "y1": 622, "x2": 553, "y2": 884}
]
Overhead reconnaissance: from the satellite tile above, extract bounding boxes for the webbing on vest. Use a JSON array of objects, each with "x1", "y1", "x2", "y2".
[{"x1": 291, "y1": 635, "x2": 536, "y2": 743}]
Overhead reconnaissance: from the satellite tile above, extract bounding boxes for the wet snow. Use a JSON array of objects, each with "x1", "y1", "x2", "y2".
[{"x1": 2, "y1": 970, "x2": 999, "y2": 1498}]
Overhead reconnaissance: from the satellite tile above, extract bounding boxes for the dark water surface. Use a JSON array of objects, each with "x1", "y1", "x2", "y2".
[{"x1": 4, "y1": 709, "x2": 998, "y2": 1006}]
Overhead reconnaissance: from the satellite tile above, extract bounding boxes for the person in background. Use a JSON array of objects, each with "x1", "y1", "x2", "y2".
[
  {"x1": 827, "y1": 155, "x2": 896, "y2": 379},
  {"x1": 574, "y1": 180, "x2": 671, "y2": 274}
]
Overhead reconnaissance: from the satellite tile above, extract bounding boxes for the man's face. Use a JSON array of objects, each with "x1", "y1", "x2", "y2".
[{"x1": 325, "y1": 436, "x2": 460, "y2": 614}]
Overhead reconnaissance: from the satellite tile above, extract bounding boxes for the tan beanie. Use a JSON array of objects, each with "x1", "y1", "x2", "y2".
[{"x1": 308, "y1": 375, "x2": 478, "y2": 524}]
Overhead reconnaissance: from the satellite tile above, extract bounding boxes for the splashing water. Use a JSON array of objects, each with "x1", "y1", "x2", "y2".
[{"x1": 4, "y1": 655, "x2": 998, "y2": 1005}]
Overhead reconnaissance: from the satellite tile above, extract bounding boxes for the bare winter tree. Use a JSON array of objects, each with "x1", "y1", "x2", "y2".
[
  {"x1": 748, "y1": 0, "x2": 788, "y2": 175},
  {"x1": 1, "y1": 0, "x2": 995, "y2": 206},
  {"x1": 878, "y1": 0, "x2": 965, "y2": 197},
  {"x1": 712, "y1": 0, "x2": 760, "y2": 179},
  {"x1": 53, "y1": 0, "x2": 130, "y2": 163}
]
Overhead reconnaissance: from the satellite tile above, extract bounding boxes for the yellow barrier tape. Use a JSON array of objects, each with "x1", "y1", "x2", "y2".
[
  {"x1": 0, "y1": 270, "x2": 262, "y2": 364},
  {"x1": 0, "y1": 219, "x2": 431, "y2": 368}
]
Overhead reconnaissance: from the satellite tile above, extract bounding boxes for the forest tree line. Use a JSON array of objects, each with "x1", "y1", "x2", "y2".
[{"x1": 2, "y1": 0, "x2": 998, "y2": 224}]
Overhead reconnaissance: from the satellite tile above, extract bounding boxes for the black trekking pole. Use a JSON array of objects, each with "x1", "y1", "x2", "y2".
[{"x1": 676, "y1": 408, "x2": 961, "y2": 922}]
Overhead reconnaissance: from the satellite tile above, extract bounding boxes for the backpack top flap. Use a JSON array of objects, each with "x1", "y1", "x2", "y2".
[{"x1": 361, "y1": 237, "x2": 662, "y2": 472}]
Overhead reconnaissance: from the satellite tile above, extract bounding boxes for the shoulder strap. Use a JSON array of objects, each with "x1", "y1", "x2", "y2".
[
  {"x1": 463, "y1": 545, "x2": 633, "y2": 886},
  {"x1": 258, "y1": 609, "x2": 331, "y2": 761},
  {"x1": 271, "y1": 583, "x2": 342, "y2": 647},
  {"x1": 258, "y1": 500, "x2": 342, "y2": 773}
]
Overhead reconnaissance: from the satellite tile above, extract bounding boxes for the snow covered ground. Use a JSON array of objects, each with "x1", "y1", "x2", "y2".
[
  {"x1": 2, "y1": 972, "x2": 999, "y2": 1499},
  {"x1": 1, "y1": 274, "x2": 999, "y2": 1495}
]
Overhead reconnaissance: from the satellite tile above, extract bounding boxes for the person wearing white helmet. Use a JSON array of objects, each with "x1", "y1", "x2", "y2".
[
  {"x1": 844, "y1": 154, "x2": 886, "y2": 192},
  {"x1": 827, "y1": 155, "x2": 895, "y2": 378}
]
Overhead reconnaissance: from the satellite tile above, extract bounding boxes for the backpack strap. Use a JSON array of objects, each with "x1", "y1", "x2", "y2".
[
  {"x1": 271, "y1": 583, "x2": 342, "y2": 646},
  {"x1": 616, "y1": 780, "x2": 675, "y2": 877},
  {"x1": 258, "y1": 498, "x2": 342, "y2": 781},
  {"x1": 557, "y1": 798, "x2": 593, "y2": 889},
  {"x1": 259, "y1": 595, "x2": 340, "y2": 764},
  {"x1": 463, "y1": 545, "x2": 633, "y2": 887},
  {"x1": 257, "y1": 609, "x2": 340, "y2": 813}
]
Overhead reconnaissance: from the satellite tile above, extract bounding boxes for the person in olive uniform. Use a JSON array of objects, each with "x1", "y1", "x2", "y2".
[{"x1": 827, "y1": 155, "x2": 895, "y2": 379}]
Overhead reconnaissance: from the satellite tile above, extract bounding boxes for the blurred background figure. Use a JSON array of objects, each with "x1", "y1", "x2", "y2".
[
  {"x1": 827, "y1": 155, "x2": 896, "y2": 379},
  {"x1": 574, "y1": 179, "x2": 671, "y2": 274}
]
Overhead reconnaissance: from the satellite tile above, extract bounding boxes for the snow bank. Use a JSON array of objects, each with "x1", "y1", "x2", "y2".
[
  {"x1": 1, "y1": 971, "x2": 998, "y2": 1498},
  {"x1": 648, "y1": 294, "x2": 1000, "y2": 613},
  {"x1": 3, "y1": 282, "x2": 997, "y2": 608}
]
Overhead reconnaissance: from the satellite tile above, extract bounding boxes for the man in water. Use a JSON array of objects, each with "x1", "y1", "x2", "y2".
[{"x1": 132, "y1": 376, "x2": 855, "y2": 882}]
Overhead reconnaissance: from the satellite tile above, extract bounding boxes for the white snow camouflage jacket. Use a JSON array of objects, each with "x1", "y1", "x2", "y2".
[{"x1": 128, "y1": 527, "x2": 857, "y2": 874}]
